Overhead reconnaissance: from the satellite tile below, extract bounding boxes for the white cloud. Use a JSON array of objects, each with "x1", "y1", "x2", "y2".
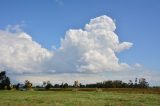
[
  {"x1": 134, "y1": 63, "x2": 142, "y2": 68},
  {"x1": 0, "y1": 15, "x2": 133, "y2": 74},
  {"x1": 0, "y1": 29, "x2": 53, "y2": 74},
  {"x1": 51, "y1": 15, "x2": 133, "y2": 73}
]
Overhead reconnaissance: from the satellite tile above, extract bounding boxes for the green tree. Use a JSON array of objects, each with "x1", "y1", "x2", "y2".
[
  {"x1": 128, "y1": 80, "x2": 134, "y2": 88},
  {"x1": 138, "y1": 78, "x2": 149, "y2": 88},
  {"x1": 0, "y1": 71, "x2": 11, "y2": 90},
  {"x1": 134, "y1": 78, "x2": 138, "y2": 88},
  {"x1": 63, "y1": 83, "x2": 69, "y2": 88},
  {"x1": 45, "y1": 81, "x2": 53, "y2": 90}
]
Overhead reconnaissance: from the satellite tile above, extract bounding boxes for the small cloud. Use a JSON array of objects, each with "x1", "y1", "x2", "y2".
[
  {"x1": 51, "y1": 45, "x2": 57, "y2": 50},
  {"x1": 5, "y1": 22, "x2": 25, "y2": 33},
  {"x1": 134, "y1": 63, "x2": 142, "y2": 68}
]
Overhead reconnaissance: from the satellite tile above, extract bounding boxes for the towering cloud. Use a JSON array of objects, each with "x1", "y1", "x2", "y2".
[
  {"x1": 51, "y1": 15, "x2": 133, "y2": 73},
  {"x1": 0, "y1": 15, "x2": 133, "y2": 74}
]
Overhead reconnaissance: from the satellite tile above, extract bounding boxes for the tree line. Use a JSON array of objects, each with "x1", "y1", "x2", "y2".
[{"x1": 0, "y1": 71, "x2": 152, "y2": 90}]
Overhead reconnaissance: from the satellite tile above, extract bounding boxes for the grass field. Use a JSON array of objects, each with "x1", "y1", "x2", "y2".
[{"x1": 0, "y1": 89, "x2": 160, "y2": 106}]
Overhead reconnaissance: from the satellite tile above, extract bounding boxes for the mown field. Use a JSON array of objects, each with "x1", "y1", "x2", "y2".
[{"x1": 0, "y1": 89, "x2": 160, "y2": 106}]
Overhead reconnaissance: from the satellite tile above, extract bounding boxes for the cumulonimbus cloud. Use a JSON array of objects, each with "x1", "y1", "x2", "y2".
[
  {"x1": 0, "y1": 15, "x2": 133, "y2": 74},
  {"x1": 51, "y1": 15, "x2": 133, "y2": 73}
]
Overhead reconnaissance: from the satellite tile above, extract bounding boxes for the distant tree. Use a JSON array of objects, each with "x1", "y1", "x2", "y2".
[
  {"x1": 121, "y1": 82, "x2": 128, "y2": 88},
  {"x1": 134, "y1": 78, "x2": 138, "y2": 88},
  {"x1": 35, "y1": 85, "x2": 41, "y2": 88},
  {"x1": 54, "y1": 84, "x2": 60, "y2": 88},
  {"x1": 0, "y1": 71, "x2": 11, "y2": 90},
  {"x1": 113, "y1": 80, "x2": 123, "y2": 88},
  {"x1": 96, "y1": 82, "x2": 103, "y2": 88},
  {"x1": 79, "y1": 83, "x2": 85, "y2": 88},
  {"x1": 24, "y1": 80, "x2": 32, "y2": 90},
  {"x1": 138, "y1": 78, "x2": 149, "y2": 88},
  {"x1": 60, "y1": 82, "x2": 64, "y2": 88},
  {"x1": 128, "y1": 80, "x2": 134, "y2": 88},
  {"x1": 15, "y1": 83, "x2": 20, "y2": 90},
  {"x1": 86, "y1": 83, "x2": 97, "y2": 88},
  {"x1": 103, "y1": 80, "x2": 113, "y2": 88},
  {"x1": 45, "y1": 81, "x2": 53, "y2": 90},
  {"x1": 135, "y1": 78, "x2": 138, "y2": 84},
  {"x1": 43, "y1": 81, "x2": 47, "y2": 88},
  {"x1": 63, "y1": 83, "x2": 69, "y2": 88},
  {"x1": 74, "y1": 80, "x2": 80, "y2": 88}
]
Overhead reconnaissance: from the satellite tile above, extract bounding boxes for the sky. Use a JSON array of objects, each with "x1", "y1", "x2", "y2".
[{"x1": 0, "y1": 0, "x2": 160, "y2": 86}]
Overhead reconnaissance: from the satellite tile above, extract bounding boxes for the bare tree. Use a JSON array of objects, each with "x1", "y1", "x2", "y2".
[
  {"x1": 24, "y1": 80, "x2": 32, "y2": 90},
  {"x1": 74, "y1": 80, "x2": 80, "y2": 88}
]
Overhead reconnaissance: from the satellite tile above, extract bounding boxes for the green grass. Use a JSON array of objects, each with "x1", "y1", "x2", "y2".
[{"x1": 0, "y1": 90, "x2": 160, "y2": 106}]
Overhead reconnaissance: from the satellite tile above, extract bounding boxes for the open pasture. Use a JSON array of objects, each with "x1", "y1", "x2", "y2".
[{"x1": 0, "y1": 89, "x2": 160, "y2": 106}]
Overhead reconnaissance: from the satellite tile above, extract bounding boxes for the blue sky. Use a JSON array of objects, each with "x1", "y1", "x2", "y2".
[{"x1": 0, "y1": 0, "x2": 160, "y2": 85}]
